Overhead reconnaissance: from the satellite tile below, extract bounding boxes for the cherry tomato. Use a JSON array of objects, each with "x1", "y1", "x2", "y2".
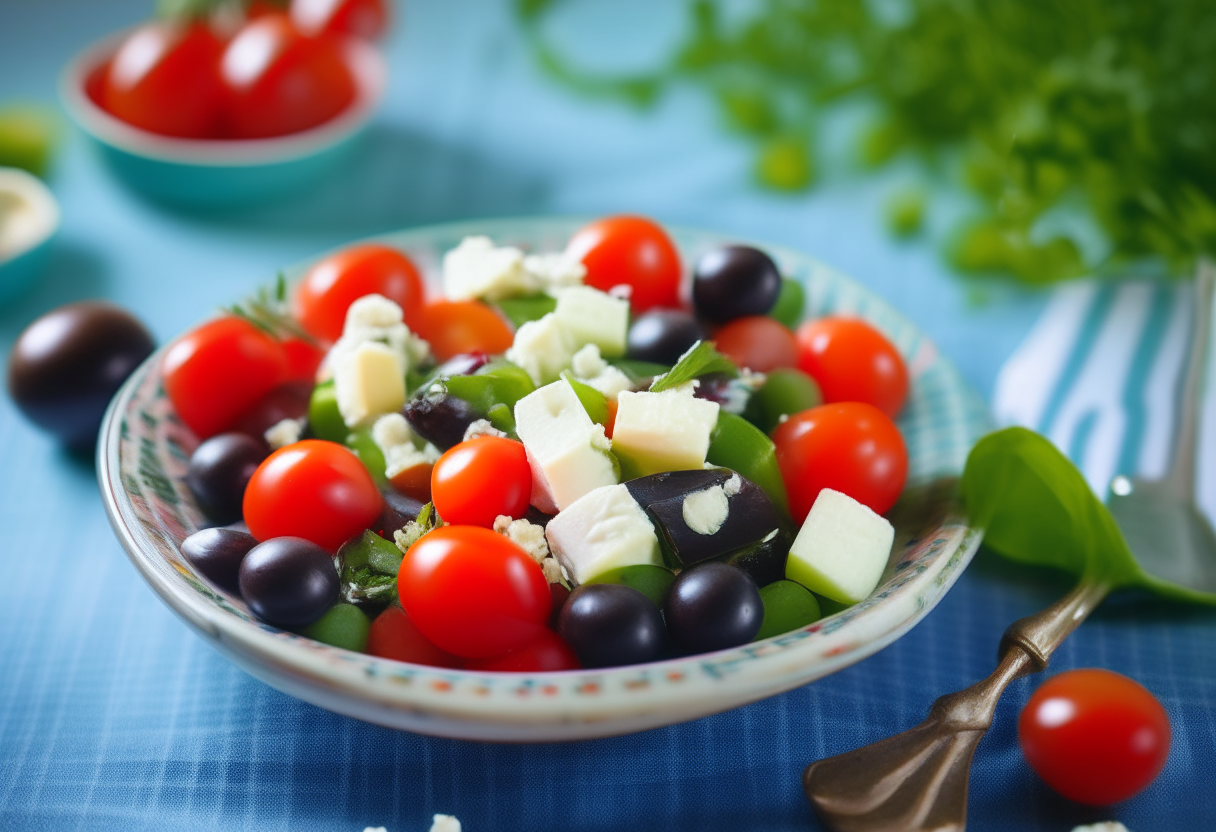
[
  {"x1": 464, "y1": 630, "x2": 581, "y2": 673},
  {"x1": 281, "y1": 336, "x2": 325, "y2": 381},
  {"x1": 293, "y1": 244, "x2": 425, "y2": 342},
  {"x1": 431, "y1": 437, "x2": 532, "y2": 527},
  {"x1": 772, "y1": 403, "x2": 907, "y2": 522},
  {"x1": 1019, "y1": 669, "x2": 1170, "y2": 805},
  {"x1": 366, "y1": 606, "x2": 461, "y2": 668},
  {"x1": 164, "y1": 316, "x2": 289, "y2": 439},
  {"x1": 712, "y1": 315, "x2": 798, "y2": 372},
  {"x1": 243, "y1": 439, "x2": 383, "y2": 551},
  {"x1": 565, "y1": 216, "x2": 682, "y2": 313},
  {"x1": 292, "y1": 0, "x2": 388, "y2": 40},
  {"x1": 220, "y1": 13, "x2": 356, "y2": 139},
  {"x1": 101, "y1": 21, "x2": 226, "y2": 138},
  {"x1": 795, "y1": 317, "x2": 909, "y2": 418},
  {"x1": 411, "y1": 300, "x2": 514, "y2": 361},
  {"x1": 398, "y1": 526, "x2": 551, "y2": 658}
]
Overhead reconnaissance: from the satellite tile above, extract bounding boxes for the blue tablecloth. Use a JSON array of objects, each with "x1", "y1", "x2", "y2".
[{"x1": 2, "y1": 2, "x2": 1213, "y2": 830}]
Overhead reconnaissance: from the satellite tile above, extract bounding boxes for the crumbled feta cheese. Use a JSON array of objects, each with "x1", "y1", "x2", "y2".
[
  {"x1": 570, "y1": 344, "x2": 634, "y2": 400},
  {"x1": 723, "y1": 473, "x2": 742, "y2": 496},
  {"x1": 493, "y1": 515, "x2": 550, "y2": 563},
  {"x1": 682, "y1": 483, "x2": 731, "y2": 535},
  {"x1": 463, "y1": 418, "x2": 507, "y2": 442},
  {"x1": 506, "y1": 313, "x2": 577, "y2": 386},
  {"x1": 1071, "y1": 824, "x2": 1131, "y2": 832},
  {"x1": 362, "y1": 827, "x2": 388, "y2": 832},
  {"x1": 429, "y1": 816, "x2": 461, "y2": 832},
  {"x1": 372, "y1": 413, "x2": 441, "y2": 479},
  {"x1": 334, "y1": 341, "x2": 407, "y2": 428},
  {"x1": 523, "y1": 251, "x2": 586, "y2": 290},
  {"x1": 323, "y1": 294, "x2": 429, "y2": 384},
  {"x1": 443, "y1": 236, "x2": 535, "y2": 301},
  {"x1": 264, "y1": 417, "x2": 304, "y2": 450},
  {"x1": 541, "y1": 557, "x2": 565, "y2": 584}
]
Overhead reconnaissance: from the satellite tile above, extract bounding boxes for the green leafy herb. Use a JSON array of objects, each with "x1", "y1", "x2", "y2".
[
  {"x1": 649, "y1": 341, "x2": 738, "y2": 393},
  {"x1": 961, "y1": 427, "x2": 1216, "y2": 604},
  {"x1": 225, "y1": 273, "x2": 318, "y2": 345},
  {"x1": 493, "y1": 294, "x2": 558, "y2": 328}
]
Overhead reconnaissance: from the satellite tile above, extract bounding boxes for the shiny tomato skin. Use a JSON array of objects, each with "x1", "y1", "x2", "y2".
[
  {"x1": 101, "y1": 21, "x2": 226, "y2": 138},
  {"x1": 566, "y1": 216, "x2": 682, "y2": 313},
  {"x1": 292, "y1": 0, "x2": 388, "y2": 40},
  {"x1": 243, "y1": 439, "x2": 383, "y2": 551},
  {"x1": 411, "y1": 300, "x2": 514, "y2": 361},
  {"x1": 220, "y1": 13, "x2": 356, "y2": 138},
  {"x1": 281, "y1": 336, "x2": 325, "y2": 381},
  {"x1": 464, "y1": 630, "x2": 581, "y2": 672},
  {"x1": 366, "y1": 606, "x2": 462, "y2": 668},
  {"x1": 772, "y1": 402, "x2": 907, "y2": 522},
  {"x1": 293, "y1": 244, "x2": 425, "y2": 341},
  {"x1": 712, "y1": 315, "x2": 798, "y2": 372},
  {"x1": 164, "y1": 316, "x2": 290, "y2": 439},
  {"x1": 1019, "y1": 669, "x2": 1170, "y2": 806},
  {"x1": 431, "y1": 437, "x2": 532, "y2": 528},
  {"x1": 398, "y1": 526, "x2": 551, "y2": 658},
  {"x1": 795, "y1": 317, "x2": 909, "y2": 418}
]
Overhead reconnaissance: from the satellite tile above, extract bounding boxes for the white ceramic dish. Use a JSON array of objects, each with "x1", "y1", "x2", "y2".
[{"x1": 98, "y1": 217, "x2": 990, "y2": 742}]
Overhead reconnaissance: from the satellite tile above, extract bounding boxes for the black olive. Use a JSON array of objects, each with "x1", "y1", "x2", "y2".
[
  {"x1": 186, "y1": 432, "x2": 268, "y2": 524},
  {"x1": 692, "y1": 245, "x2": 781, "y2": 324},
  {"x1": 232, "y1": 380, "x2": 313, "y2": 443},
  {"x1": 665, "y1": 562, "x2": 763, "y2": 653},
  {"x1": 626, "y1": 310, "x2": 706, "y2": 366},
  {"x1": 402, "y1": 391, "x2": 479, "y2": 450},
  {"x1": 239, "y1": 536, "x2": 339, "y2": 628},
  {"x1": 557, "y1": 583, "x2": 666, "y2": 668},
  {"x1": 181, "y1": 527, "x2": 257, "y2": 595},
  {"x1": 373, "y1": 489, "x2": 424, "y2": 539},
  {"x1": 7, "y1": 302, "x2": 155, "y2": 449}
]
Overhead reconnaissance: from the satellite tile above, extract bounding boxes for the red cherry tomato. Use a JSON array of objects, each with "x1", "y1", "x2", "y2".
[
  {"x1": 164, "y1": 316, "x2": 289, "y2": 439},
  {"x1": 565, "y1": 216, "x2": 682, "y2": 313},
  {"x1": 1020, "y1": 669, "x2": 1170, "y2": 805},
  {"x1": 398, "y1": 526, "x2": 551, "y2": 658},
  {"x1": 712, "y1": 315, "x2": 798, "y2": 372},
  {"x1": 411, "y1": 300, "x2": 514, "y2": 361},
  {"x1": 795, "y1": 317, "x2": 909, "y2": 418},
  {"x1": 293, "y1": 244, "x2": 425, "y2": 342},
  {"x1": 281, "y1": 336, "x2": 325, "y2": 381},
  {"x1": 465, "y1": 630, "x2": 581, "y2": 673},
  {"x1": 771, "y1": 402, "x2": 907, "y2": 522},
  {"x1": 243, "y1": 439, "x2": 383, "y2": 551},
  {"x1": 431, "y1": 437, "x2": 532, "y2": 527},
  {"x1": 367, "y1": 606, "x2": 462, "y2": 668},
  {"x1": 219, "y1": 13, "x2": 356, "y2": 138},
  {"x1": 101, "y1": 21, "x2": 226, "y2": 138},
  {"x1": 292, "y1": 0, "x2": 388, "y2": 40}
]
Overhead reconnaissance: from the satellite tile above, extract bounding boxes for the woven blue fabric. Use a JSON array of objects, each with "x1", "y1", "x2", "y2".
[{"x1": 1, "y1": 2, "x2": 1213, "y2": 830}]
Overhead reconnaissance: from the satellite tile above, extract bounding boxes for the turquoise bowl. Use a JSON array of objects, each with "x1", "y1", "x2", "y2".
[
  {"x1": 59, "y1": 31, "x2": 385, "y2": 208},
  {"x1": 0, "y1": 167, "x2": 59, "y2": 303}
]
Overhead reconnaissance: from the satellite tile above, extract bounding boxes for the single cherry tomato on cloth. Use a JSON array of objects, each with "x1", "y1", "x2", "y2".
[
  {"x1": 164, "y1": 316, "x2": 289, "y2": 439},
  {"x1": 411, "y1": 300, "x2": 514, "y2": 361},
  {"x1": 566, "y1": 215, "x2": 682, "y2": 313},
  {"x1": 398, "y1": 526, "x2": 551, "y2": 658},
  {"x1": 366, "y1": 606, "x2": 462, "y2": 668},
  {"x1": 1019, "y1": 668, "x2": 1170, "y2": 805},
  {"x1": 430, "y1": 437, "x2": 531, "y2": 527},
  {"x1": 795, "y1": 317, "x2": 909, "y2": 418},
  {"x1": 243, "y1": 439, "x2": 383, "y2": 551},
  {"x1": 465, "y1": 630, "x2": 581, "y2": 673},
  {"x1": 772, "y1": 402, "x2": 907, "y2": 522},
  {"x1": 101, "y1": 21, "x2": 226, "y2": 138},
  {"x1": 292, "y1": 0, "x2": 389, "y2": 40},
  {"x1": 712, "y1": 315, "x2": 798, "y2": 373},
  {"x1": 220, "y1": 13, "x2": 356, "y2": 139},
  {"x1": 293, "y1": 244, "x2": 425, "y2": 342}
]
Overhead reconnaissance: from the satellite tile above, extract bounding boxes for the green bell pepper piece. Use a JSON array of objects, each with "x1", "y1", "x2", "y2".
[
  {"x1": 308, "y1": 381, "x2": 347, "y2": 443},
  {"x1": 444, "y1": 359, "x2": 536, "y2": 415},
  {"x1": 494, "y1": 294, "x2": 557, "y2": 328},
  {"x1": 345, "y1": 426, "x2": 386, "y2": 483},
  {"x1": 707, "y1": 411, "x2": 790, "y2": 515}
]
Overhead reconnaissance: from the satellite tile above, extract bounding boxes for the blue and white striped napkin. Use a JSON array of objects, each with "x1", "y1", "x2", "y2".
[{"x1": 992, "y1": 277, "x2": 1216, "y2": 521}]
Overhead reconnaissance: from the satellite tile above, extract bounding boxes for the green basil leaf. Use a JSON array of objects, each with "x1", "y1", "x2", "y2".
[{"x1": 649, "y1": 341, "x2": 738, "y2": 392}]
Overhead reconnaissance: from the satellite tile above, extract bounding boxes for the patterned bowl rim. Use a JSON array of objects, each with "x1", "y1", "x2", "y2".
[{"x1": 98, "y1": 216, "x2": 989, "y2": 741}]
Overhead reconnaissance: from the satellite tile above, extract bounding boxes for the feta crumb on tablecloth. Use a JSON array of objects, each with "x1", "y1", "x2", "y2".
[
  {"x1": 359, "y1": 813, "x2": 461, "y2": 832},
  {"x1": 1070, "y1": 824, "x2": 1131, "y2": 832}
]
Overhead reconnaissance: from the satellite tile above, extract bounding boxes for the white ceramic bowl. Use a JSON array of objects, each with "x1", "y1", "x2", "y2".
[
  {"x1": 59, "y1": 28, "x2": 385, "y2": 207},
  {"x1": 98, "y1": 217, "x2": 990, "y2": 742}
]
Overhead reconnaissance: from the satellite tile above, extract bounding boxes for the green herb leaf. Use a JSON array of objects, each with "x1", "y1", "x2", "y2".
[{"x1": 649, "y1": 341, "x2": 738, "y2": 393}]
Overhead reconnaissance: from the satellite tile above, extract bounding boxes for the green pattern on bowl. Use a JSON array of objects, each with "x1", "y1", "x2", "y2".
[{"x1": 98, "y1": 217, "x2": 990, "y2": 741}]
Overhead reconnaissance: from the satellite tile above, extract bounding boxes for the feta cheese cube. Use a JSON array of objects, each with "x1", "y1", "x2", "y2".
[
  {"x1": 611, "y1": 386, "x2": 720, "y2": 477},
  {"x1": 506, "y1": 313, "x2": 577, "y2": 386},
  {"x1": 546, "y1": 483, "x2": 662, "y2": 584},
  {"x1": 334, "y1": 341, "x2": 406, "y2": 428},
  {"x1": 442, "y1": 236, "x2": 536, "y2": 301},
  {"x1": 323, "y1": 294, "x2": 429, "y2": 383},
  {"x1": 786, "y1": 488, "x2": 895, "y2": 604},
  {"x1": 514, "y1": 378, "x2": 619, "y2": 513},
  {"x1": 552, "y1": 285, "x2": 629, "y2": 358}
]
